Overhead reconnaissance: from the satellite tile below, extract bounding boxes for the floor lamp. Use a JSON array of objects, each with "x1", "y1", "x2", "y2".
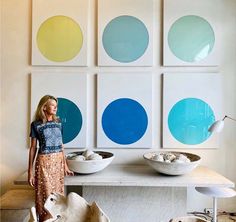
[
  {"x1": 204, "y1": 116, "x2": 236, "y2": 221},
  {"x1": 195, "y1": 187, "x2": 236, "y2": 222}
]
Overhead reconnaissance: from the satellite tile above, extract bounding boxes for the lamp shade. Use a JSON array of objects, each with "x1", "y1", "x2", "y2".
[
  {"x1": 208, "y1": 120, "x2": 224, "y2": 133},
  {"x1": 209, "y1": 115, "x2": 236, "y2": 133}
]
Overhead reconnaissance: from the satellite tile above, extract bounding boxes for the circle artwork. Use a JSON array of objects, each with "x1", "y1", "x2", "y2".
[
  {"x1": 57, "y1": 98, "x2": 82, "y2": 144},
  {"x1": 168, "y1": 98, "x2": 215, "y2": 145},
  {"x1": 102, "y1": 15, "x2": 149, "y2": 63},
  {"x1": 102, "y1": 98, "x2": 148, "y2": 145},
  {"x1": 168, "y1": 15, "x2": 215, "y2": 62},
  {"x1": 37, "y1": 15, "x2": 83, "y2": 62}
]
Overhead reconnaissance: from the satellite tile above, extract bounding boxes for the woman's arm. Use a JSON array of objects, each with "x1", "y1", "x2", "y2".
[
  {"x1": 28, "y1": 138, "x2": 37, "y2": 187},
  {"x1": 62, "y1": 144, "x2": 74, "y2": 176}
]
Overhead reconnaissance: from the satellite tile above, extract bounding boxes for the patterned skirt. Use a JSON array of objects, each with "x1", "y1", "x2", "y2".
[{"x1": 35, "y1": 152, "x2": 64, "y2": 222}]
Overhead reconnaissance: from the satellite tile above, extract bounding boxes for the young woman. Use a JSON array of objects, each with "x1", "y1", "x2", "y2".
[{"x1": 28, "y1": 95, "x2": 74, "y2": 221}]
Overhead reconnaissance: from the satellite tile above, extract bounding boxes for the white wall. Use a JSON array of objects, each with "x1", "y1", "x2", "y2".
[{"x1": 1, "y1": 0, "x2": 236, "y2": 212}]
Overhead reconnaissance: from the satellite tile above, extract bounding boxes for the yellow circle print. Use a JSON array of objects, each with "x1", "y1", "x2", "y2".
[{"x1": 37, "y1": 15, "x2": 83, "y2": 62}]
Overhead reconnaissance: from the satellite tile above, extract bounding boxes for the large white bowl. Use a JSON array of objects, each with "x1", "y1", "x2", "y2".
[
  {"x1": 143, "y1": 151, "x2": 201, "y2": 176},
  {"x1": 66, "y1": 151, "x2": 114, "y2": 174}
]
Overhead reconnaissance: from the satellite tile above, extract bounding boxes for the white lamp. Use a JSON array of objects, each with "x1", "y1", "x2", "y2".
[
  {"x1": 195, "y1": 187, "x2": 236, "y2": 222},
  {"x1": 208, "y1": 115, "x2": 236, "y2": 133}
]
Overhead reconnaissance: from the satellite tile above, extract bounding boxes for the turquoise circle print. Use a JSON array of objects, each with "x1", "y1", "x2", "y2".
[
  {"x1": 168, "y1": 15, "x2": 215, "y2": 63},
  {"x1": 102, "y1": 98, "x2": 148, "y2": 145},
  {"x1": 102, "y1": 15, "x2": 149, "y2": 63},
  {"x1": 168, "y1": 98, "x2": 215, "y2": 145},
  {"x1": 57, "y1": 98, "x2": 82, "y2": 144}
]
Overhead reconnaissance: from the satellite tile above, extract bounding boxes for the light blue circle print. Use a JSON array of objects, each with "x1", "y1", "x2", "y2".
[
  {"x1": 168, "y1": 15, "x2": 215, "y2": 62},
  {"x1": 102, "y1": 15, "x2": 149, "y2": 63},
  {"x1": 57, "y1": 98, "x2": 82, "y2": 144},
  {"x1": 102, "y1": 98, "x2": 148, "y2": 145},
  {"x1": 168, "y1": 98, "x2": 215, "y2": 145}
]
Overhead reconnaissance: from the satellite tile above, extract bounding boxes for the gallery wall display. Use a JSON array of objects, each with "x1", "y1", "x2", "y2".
[
  {"x1": 32, "y1": 0, "x2": 88, "y2": 66},
  {"x1": 97, "y1": 73, "x2": 153, "y2": 148},
  {"x1": 163, "y1": 73, "x2": 222, "y2": 148},
  {"x1": 29, "y1": 1, "x2": 224, "y2": 150},
  {"x1": 98, "y1": 0, "x2": 154, "y2": 66},
  {"x1": 31, "y1": 72, "x2": 87, "y2": 148},
  {"x1": 163, "y1": 0, "x2": 220, "y2": 66}
]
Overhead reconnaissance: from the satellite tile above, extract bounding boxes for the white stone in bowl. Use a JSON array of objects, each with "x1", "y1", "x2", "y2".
[
  {"x1": 151, "y1": 154, "x2": 164, "y2": 162},
  {"x1": 71, "y1": 155, "x2": 86, "y2": 161},
  {"x1": 177, "y1": 154, "x2": 191, "y2": 163},
  {"x1": 163, "y1": 153, "x2": 176, "y2": 162},
  {"x1": 173, "y1": 159, "x2": 185, "y2": 164},
  {"x1": 82, "y1": 150, "x2": 94, "y2": 158},
  {"x1": 87, "y1": 153, "x2": 103, "y2": 160}
]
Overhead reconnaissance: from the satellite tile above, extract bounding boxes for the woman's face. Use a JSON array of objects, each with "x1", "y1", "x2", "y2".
[{"x1": 44, "y1": 99, "x2": 57, "y2": 115}]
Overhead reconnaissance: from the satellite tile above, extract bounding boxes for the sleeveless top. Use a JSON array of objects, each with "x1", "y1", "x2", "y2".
[{"x1": 30, "y1": 120, "x2": 63, "y2": 154}]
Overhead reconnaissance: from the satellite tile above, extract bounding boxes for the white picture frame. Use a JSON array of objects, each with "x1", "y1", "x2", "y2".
[
  {"x1": 32, "y1": 0, "x2": 88, "y2": 66},
  {"x1": 163, "y1": 0, "x2": 220, "y2": 66},
  {"x1": 98, "y1": 0, "x2": 153, "y2": 66},
  {"x1": 163, "y1": 73, "x2": 222, "y2": 148},
  {"x1": 31, "y1": 72, "x2": 87, "y2": 148},
  {"x1": 97, "y1": 73, "x2": 152, "y2": 148}
]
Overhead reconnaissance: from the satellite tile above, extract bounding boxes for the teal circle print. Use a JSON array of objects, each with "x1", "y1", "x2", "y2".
[
  {"x1": 57, "y1": 98, "x2": 82, "y2": 144},
  {"x1": 168, "y1": 98, "x2": 215, "y2": 145},
  {"x1": 168, "y1": 15, "x2": 215, "y2": 62},
  {"x1": 102, "y1": 15, "x2": 149, "y2": 63}
]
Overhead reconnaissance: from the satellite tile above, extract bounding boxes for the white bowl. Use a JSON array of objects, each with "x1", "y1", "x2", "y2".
[
  {"x1": 143, "y1": 151, "x2": 201, "y2": 176},
  {"x1": 66, "y1": 151, "x2": 114, "y2": 174}
]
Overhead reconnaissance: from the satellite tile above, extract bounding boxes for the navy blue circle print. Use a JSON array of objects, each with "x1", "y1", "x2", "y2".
[
  {"x1": 102, "y1": 98, "x2": 148, "y2": 145},
  {"x1": 57, "y1": 97, "x2": 82, "y2": 144}
]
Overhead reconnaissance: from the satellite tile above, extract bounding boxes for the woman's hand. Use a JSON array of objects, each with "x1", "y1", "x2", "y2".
[
  {"x1": 62, "y1": 145, "x2": 74, "y2": 176},
  {"x1": 28, "y1": 138, "x2": 37, "y2": 188},
  {"x1": 64, "y1": 165, "x2": 74, "y2": 176},
  {"x1": 28, "y1": 171, "x2": 35, "y2": 187},
  {"x1": 62, "y1": 144, "x2": 74, "y2": 176}
]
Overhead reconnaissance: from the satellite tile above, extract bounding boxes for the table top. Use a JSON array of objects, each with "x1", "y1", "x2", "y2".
[{"x1": 15, "y1": 164, "x2": 235, "y2": 188}]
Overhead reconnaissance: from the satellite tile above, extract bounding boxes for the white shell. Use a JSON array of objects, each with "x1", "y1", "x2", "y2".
[
  {"x1": 151, "y1": 154, "x2": 164, "y2": 162},
  {"x1": 163, "y1": 153, "x2": 176, "y2": 162},
  {"x1": 87, "y1": 153, "x2": 103, "y2": 160},
  {"x1": 72, "y1": 155, "x2": 86, "y2": 161},
  {"x1": 173, "y1": 159, "x2": 185, "y2": 163},
  {"x1": 177, "y1": 154, "x2": 190, "y2": 163},
  {"x1": 82, "y1": 150, "x2": 94, "y2": 158},
  {"x1": 179, "y1": 154, "x2": 187, "y2": 159}
]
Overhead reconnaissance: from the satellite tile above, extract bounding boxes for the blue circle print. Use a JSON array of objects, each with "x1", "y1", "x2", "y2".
[
  {"x1": 57, "y1": 98, "x2": 82, "y2": 144},
  {"x1": 102, "y1": 15, "x2": 149, "y2": 63},
  {"x1": 168, "y1": 98, "x2": 215, "y2": 145},
  {"x1": 102, "y1": 98, "x2": 148, "y2": 145}
]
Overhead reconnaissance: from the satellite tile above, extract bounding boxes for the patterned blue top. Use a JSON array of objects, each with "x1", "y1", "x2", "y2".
[{"x1": 30, "y1": 121, "x2": 63, "y2": 154}]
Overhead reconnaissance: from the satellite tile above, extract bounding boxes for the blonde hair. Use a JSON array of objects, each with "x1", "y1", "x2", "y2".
[{"x1": 34, "y1": 95, "x2": 59, "y2": 123}]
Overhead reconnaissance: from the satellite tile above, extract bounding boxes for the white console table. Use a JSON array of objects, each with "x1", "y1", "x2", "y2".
[{"x1": 15, "y1": 165, "x2": 234, "y2": 222}]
